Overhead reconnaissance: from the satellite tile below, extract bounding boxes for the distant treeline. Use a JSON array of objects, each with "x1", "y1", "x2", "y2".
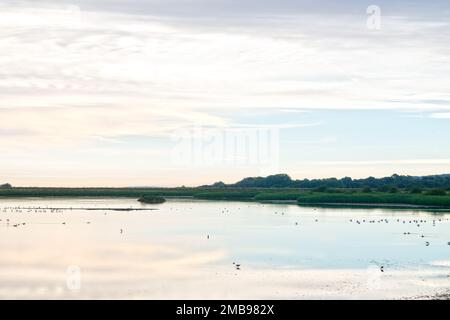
[{"x1": 202, "y1": 173, "x2": 450, "y2": 190}]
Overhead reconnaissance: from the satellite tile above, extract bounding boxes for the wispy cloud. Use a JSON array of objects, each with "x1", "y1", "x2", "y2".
[
  {"x1": 312, "y1": 159, "x2": 450, "y2": 166},
  {"x1": 1, "y1": 1, "x2": 450, "y2": 118},
  {"x1": 430, "y1": 112, "x2": 450, "y2": 119}
]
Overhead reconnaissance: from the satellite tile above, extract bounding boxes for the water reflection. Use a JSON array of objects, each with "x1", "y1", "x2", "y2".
[{"x1": 0, "y1": 198, "x2": 449, "y2": 299}]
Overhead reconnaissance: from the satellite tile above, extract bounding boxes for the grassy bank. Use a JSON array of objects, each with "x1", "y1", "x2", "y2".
[
  {"x1": 296, "y1": 192, "x2": 450, "y2": 208},
  {"x1": 0, "y1": 187, "x2": 196, "y2": 198},
  {"x1": 254, "y1": 192, "x2": 304, "y2": 201},
  {"x1": 1, "y1": 188, "x2": 449, "y2": 208},
  {"x1": 193, "y1": 191, "x2": 260, "y2": 200}
]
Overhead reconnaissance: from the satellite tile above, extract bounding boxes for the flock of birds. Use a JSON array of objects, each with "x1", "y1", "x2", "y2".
[
  {"x1": 348, "y1": 216, "x2": 450, "y2": 248},
  {"x1": 207, "y1": 204, "x2": 450, "y2": 272},
  {"x1": 1, "y1": 206, "x2": 64, "y2": 214},
  {"x1": 0, "y1": 206, "x2": 87, "y2": 228}
]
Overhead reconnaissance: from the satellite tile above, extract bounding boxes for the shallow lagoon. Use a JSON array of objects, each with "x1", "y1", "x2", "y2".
[{"x1": 0, "y1": 198, "x2": 449, "y2": 299}]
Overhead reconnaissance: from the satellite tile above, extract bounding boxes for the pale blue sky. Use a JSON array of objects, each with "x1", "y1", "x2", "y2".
[{"x1": 0, "y1": 1, "x2": 449, "y2": 186}]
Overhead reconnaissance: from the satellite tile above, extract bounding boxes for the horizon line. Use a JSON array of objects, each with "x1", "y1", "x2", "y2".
[{"x1": 2, "y1": 172, "x2": 449, "y2": 189}]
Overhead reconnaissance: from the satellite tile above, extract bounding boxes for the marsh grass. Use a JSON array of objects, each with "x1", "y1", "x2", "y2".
[
  {"x1": 1, "y1": 188, "x2": 449, "y2": 208},
  {"x1": 296, "y1": 192, "x2": 450, "y2": 207}
]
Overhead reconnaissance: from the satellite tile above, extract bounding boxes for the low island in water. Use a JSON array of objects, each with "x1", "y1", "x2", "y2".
[{"x1": 138, "y1": 195, "x2": 166, "y2": 204}]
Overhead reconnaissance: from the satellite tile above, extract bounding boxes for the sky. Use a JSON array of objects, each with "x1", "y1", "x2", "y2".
[{"x1": 0, "y1": 0, "x2": 449, "y2": 187}]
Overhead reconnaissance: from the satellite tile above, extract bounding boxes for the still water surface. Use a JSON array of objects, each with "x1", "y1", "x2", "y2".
[{"x1": 0, "y1": 198, "x2": 449, "y2": 299}]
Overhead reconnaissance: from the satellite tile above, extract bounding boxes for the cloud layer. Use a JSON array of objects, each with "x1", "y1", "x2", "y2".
[{"x1": 0, "y1": 1, "x2": 449, "y2": 185}]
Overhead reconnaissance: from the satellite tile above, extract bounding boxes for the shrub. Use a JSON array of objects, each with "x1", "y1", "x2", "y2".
[
  {"x1": 377, "y1": 185, "x2": 390, "y2": 192},
  {"x1": 314, "y1": 186, "x2": 328, "y2": 193},
  {"x1": 389, "y1": 187, "x2": 399, "y2": 193},
  {"x1": 425, "y1": 189, "x2": 447, "y2": 196},
  {"x1": 255, "y1": 192, "x2": 304, "y2": 201},
  {"x1": 138, "y1": 195, "x2": 166, "y2": 204},
  {"x1": 193, "y1": 191, "x2": 259, "y2": 200},
  {"x1": 409, "y1": 187, "x2": 423, "y2": 194}
]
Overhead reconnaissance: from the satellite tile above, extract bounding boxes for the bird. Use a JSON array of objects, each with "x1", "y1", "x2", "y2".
[
  {"x1": 380, "y1": 266, "x2": 384, "y2": 273},
  {"x1": 207, "y1": 235, "x2": 210, "y2": 239},
  {"x1": 425, "y1": 241, "x2": 430, "y2": 246}
]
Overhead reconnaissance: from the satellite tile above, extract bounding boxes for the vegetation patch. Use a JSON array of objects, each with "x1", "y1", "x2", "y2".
[
  {"x1": 296, "y1": 192, "x2": 450, "y2": 207},
  {"x1": 138, "y1": 195, "x2": 166, "y2": 204},
  {"x1": 254, "y1": 192, "x2": 304, "y2": 201},
  {"x1": 193, "y1": 191, "x2": 259, "y2": 200},
  {"x1": 0, "y1": 188, "x2": 196, "y2": 198}
]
